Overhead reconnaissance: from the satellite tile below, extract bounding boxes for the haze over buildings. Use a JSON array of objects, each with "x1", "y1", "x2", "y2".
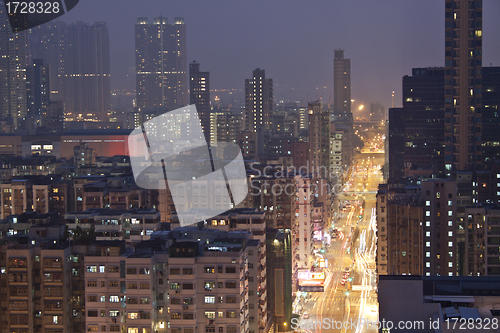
[{"x1": 0, "y1": 1, "x2": 500, "y2": 333}]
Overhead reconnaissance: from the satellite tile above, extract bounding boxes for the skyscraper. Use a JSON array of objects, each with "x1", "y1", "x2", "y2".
[
  {"x1": 26, "y1": 59, "x2": 50, "y2": 128},
  {"x1": 444, "y1": 0, "x2": 483, "y2": 171},
  {"x1": 29, "y1": 21, "x2": 111, "y2": 119},
  {"x1": 401, "y1": 67, "x2": 445, "y2": 176},
  {"x1": 189, "y1": 61, "x2": 210, "y2": 143},
  {"x1": 135, "y1": 17, "x2": 187, "y2": 112},
  {"x1": 308, "y1": 101, "x2": 330, "y2": 178},
  {"x1": 245, "y1": 68, "x2": 273, "y2": 132},
  {"x1": 482, "y1": 67, "x2": 500, "y2": 165},
  {"x1": 0, "y1": 7, "x2": 29, "y2": 129},
  {"x1": 421, "y1": 178, "x2": 457, "y2": 277},
  {"x1": 63, "y1": 22, "x2": 110, "y2": 119},
  {"x1": 29, "y1": 21, "x2": 64, "y2": 101},
  {"x1": 333, "y1": 49, "x2": 351, "y2": 114}
]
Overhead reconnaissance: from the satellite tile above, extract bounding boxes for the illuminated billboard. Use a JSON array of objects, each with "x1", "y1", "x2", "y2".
[
  {"x1": 298, "y1": 269, "x2": 325, "y2": 292},
  {"x1": 313, "y1": 230, "x2": 322, "y2": 241}
]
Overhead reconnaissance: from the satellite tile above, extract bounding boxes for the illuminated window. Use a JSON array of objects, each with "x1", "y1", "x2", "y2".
[
  {"x1": 205, "y1": 311, "x2": 216, "y2": 319},
  {"x1": 87, "y1": 265, "x2": 97, "y2": 273}
]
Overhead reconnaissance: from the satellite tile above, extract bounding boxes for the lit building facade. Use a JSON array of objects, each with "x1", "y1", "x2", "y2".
[
  {"x1": 245, "y1": 68, "x2": 273, "y2": 132},
  {"x1": 135, "y1": 17, "x2": 187, "y2": 112},
  {"x1": 333, "y1": 49, "x2": 351, "y2": 114},
  {"x1": 294, "y1": 175, "x2": 313, "y2": 270},
  {"x1": 444, "y1": 0, "x2": 483, "y2": 172},
  {"x1": 0, "y1": 7, "x2": 28, "y2": 129},
  {"x1": 421, "y1": 178, "x2": 457, "y2": 276},
  {"x1": 189, "y1": 61, "x2": 211, "y2": 143}
]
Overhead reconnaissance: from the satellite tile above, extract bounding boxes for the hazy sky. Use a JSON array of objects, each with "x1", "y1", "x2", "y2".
[{"x1": 59, "y1": 0, "x2": 500, "y2": 109}]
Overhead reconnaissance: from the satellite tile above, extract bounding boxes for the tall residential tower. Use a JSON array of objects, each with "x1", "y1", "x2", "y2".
[
  {"x1": 333, "y1": 49, "x2": 351, "y2": 114},
  {"x1": 245, "y1": 68, "x2": 273, "y2": 132},
  {"x1": 444, "y1": 0, "x2": 483, "y2": 171},
  {"x1": 189, "y1": 61, "x2": 210, "y2": 143},
  {"x1": 29, "y1": 21, "x2": 111, "y2": 119},
  {"x1": 0, "y1": 7, "x2": 29, "y2": 129},
  {"x1": 135, "y1": 17, "x2": 187, "y2": 112}
]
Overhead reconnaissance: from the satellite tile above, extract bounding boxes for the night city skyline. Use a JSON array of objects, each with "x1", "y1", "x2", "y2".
[
  {"x1": 1, "y1": 0, "x2": 500, "y2": 332},
  {"x1": 56, "y1": 0, "x2": 500, "y2": 109}
]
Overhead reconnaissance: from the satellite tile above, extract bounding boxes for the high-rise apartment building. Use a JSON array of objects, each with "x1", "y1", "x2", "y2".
[
  {"x1": 63, "y1": 22, "x2": 110, "y2": 118},
  {"x1": 245, "y1": 68, "x2": 273, "y2": 132},
  {"x1": 308, "y1": 101, "x2": 330, "y2": 179},
  {"x1": 294, "y1": 175, "x2": 313, "y2": 269},
  {"x1": 444, "y1": 0, "x2": 483, "y2": 171},
  {"x1": 84, "y1": 242, "x2": 162, "y2": 333},
  {"x1": 198, "y1": 209, "x2": 269, "y2": 332},
  {"x1": 377, "y1": 179, "x2": 457, "y2": 277},
  {"x1": 26, "y1": 59, "x2": 50, "y2": 128},
  {"x1": 248, "y1": 174, "x2": 296, "y2": 229},
  {"x1": 135, "y1": 17, "x2": 187, "y2": 112},
  {"x1": 28, "y1": 22, "x2": 63, "y2": 101},
  {"x1": 0, "y1": 8, "x2": 29, "y2": 129},
  {"x1": 402, "y1": 67, "x2": 446, "y2": 176},
  {"x1": 482, "y1": 67, "x2": 500, "y2": 165},
  {"x1": 189, "y1": 61, "x2": 211, "y2": 143},
  {"x1": 189, "y1": 61, "x2": 211, "y2": 142},
  {"x1": 29, "y1": 21, "x2": 111, "y2": 119},
  {"x1": 421, "y1": 178, "x2": 457, "y2": 276},
  {"x1": 333, "y1": 49, "x2": 351, "y2": 114},
  {"x1": 266, "y1": 229, "x2": 293, "y2": 332},
  {"x1": 0, "y1": 225, "x2": 85, "y2": 333},
  {"x1": 464, "y1": 206, "x2": 500, "y2": 276},
  {"x1": 376, "y1": 183, "x2": 423, "y2": 276},
  {"x1": 210, "y1": 109, "x2": 242, "y2": 145}
]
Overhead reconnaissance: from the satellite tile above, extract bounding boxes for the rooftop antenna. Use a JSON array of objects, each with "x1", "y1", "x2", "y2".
[{"x1": 391, "y1": 91, "x2": 395, "y2": 108}]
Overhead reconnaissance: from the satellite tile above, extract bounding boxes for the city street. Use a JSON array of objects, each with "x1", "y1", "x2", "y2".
[{"x1": 296, "y1": 127, "x2": 385, "y2": 332}]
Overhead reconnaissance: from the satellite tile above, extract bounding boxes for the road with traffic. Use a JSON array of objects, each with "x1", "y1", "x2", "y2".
[{"x1": 296, "y1": 127, "x2": 385, "y2": 333}]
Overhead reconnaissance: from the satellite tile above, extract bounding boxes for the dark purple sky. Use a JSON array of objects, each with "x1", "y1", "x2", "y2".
[{"x1": 60, "y1": 0, "x2": 500, "y2": 110}]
